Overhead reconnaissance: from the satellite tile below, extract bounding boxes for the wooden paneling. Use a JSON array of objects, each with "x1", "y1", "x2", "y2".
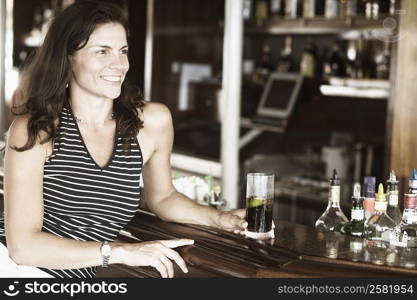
[{"x1": 389, "y1": 0, "x2": 417, "y2": 178}]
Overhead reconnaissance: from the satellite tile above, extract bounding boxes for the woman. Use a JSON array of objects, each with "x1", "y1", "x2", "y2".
[{"x1": 0, "y1": 1, "x2": 247, "y2": 278}]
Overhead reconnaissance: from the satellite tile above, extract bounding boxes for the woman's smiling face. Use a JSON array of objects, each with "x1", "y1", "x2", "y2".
[{"x1": 70, "y1": 22, "x2": 129, "y2": 101}]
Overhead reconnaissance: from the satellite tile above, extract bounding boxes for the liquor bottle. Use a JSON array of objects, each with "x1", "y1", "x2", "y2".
[
  {"x1": 362, "y1": 40, "x2": 377, "y2": 79},
  {"x1": 300, "y1": 38, "x2": 317, "y2": 78},
  {"x1": 255, "y1": 0, "x2": 269, "y2": 26},
  {"x1": 363, "y1": 176, "x2": 376, "y2": 219},
  {"x1": 242, "y1": 0, "x2": 253, "y2": 20},
  {"x1": 363, "y1": 183, "x2": 396, "y2": 242},
  {"x1": 378, "y1": 0, "x2": 391, "y2": 15},
  {"x1": 357, "y1": 0, "x2": 367, "y2": 16},
  {"x1": 315, "y1": 0, "x2": 326, "y2": 16},
  {"x1": 325, "y1": 0, "x2": 339, "y2": 18},
  {"x1": 315, "y1": 169, "x2": 349, "y2": 232},
  {"x1": 353, "y1": 37, "x2": 365, "y2": 79},
  {"x1": 376, "y1": 40, "x2": 391, "y2": 79},
  {"x1": 341, "y1": 182, "x2": 365, "y2": 237},
  {"x1": 346, "y1": 39, "x2": 357, "y2": 78},
  {"x1": 365, "y1": 0, "x2": 373, "y2": 19},
  {"x1": 389, "y1": 0, "x2": 396, "y2": 16},
  {"x1": 328, "y1": 41, "x2": 346, "y2": 77},
  {"x1": 276, "y1": 36, "x2": 295, "y2": 72},
  {"x1": 270, "y1": 0, "x2": 284, "y2": 17},
  {"x1": 409, "y1": 168, "x2": 417, "y2": 194},
  {"x1": 285, "y1": 0, "x2": 298, "y2": 19},
  {"x1": 303, "y1": 0, "x2": 316, "y2": 18},
  {"x1": 364, "y1": 0, "x2": 379, "y2": 19},
  {"x1": 371, "y1": 0, "x2": 380, "y2": 19},
  {"x1": 339, "y1": 0, "x2": 348, "y2": 17},
  {"x1": 321, "y1": 46, "x2": 332, "y2": 79},
  {"x1": 259, "y1": 44, "x2": 275, "y2": 74},
  {"x1": 386, "y1": 170, "x2": 402, "y2": 225},
  {"x1": 390, "y1": 193, "x2": 417, "y2": 248},
  {"x1": 347, "y1": 0, "x2": 358, "y2": 16}
]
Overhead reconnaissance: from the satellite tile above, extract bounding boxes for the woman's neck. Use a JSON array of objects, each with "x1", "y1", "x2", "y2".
[{"x1": 69, "y1": 96, "x2": 114, "y2": 126}]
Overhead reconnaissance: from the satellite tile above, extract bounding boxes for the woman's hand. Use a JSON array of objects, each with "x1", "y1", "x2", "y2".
[
  {"x1": 116, "y1": 239, "x2": 194, "y2": 278},
  {"x1": 215, "y1": 209, "x2": 276, "y2": 237},
  {"x1": 216, "y1": 209, "x2": 248, "y2": 234}
]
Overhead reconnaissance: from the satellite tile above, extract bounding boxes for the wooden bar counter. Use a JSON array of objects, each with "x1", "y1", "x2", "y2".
[{"x1": 97, "y1": 210, "x2": 417, "y2": 278}]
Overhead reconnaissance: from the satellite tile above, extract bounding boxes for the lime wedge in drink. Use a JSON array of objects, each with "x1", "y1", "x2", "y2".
[{"x1": 248, "y1": 197, "x2": 265, "y2": 208}]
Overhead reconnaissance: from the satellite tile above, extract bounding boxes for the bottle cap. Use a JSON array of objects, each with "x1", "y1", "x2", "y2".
[
  {"x1": 330, "y1": 169, "x2": 340, "y2": 186},
  {"x1": 363, "y1": 176, "x2": 376, "y2": 198},
  {"x1": 375, "y1": 183, "x2": 386, "y2": 202},
  {"x1": 352, "y1": 182, "x2": 361, "y2": 199},
  {"x1": 412, "y1": 168, "x2": 417, "y2": 180},
  {"x1": 409, "y1": 168, "x2": 417, "y2": 187},
  {"x1": 387, "y1": 170, "x2": 399, "y2": 184}
]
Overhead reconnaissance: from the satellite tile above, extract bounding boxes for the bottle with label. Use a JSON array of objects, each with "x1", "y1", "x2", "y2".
[
  {"x1": 328, "y1": 41, "x2": 346, "y2": 77},
  {"x1": 346, "y1": 39, "x2": 358, "y2": 78},
  {"x1": 341, "y1": 182, "x2": 365, "y2": 237},
  {"x1": 363, "y1": 183, "x2": 396, "y2": 242},
  {"x1": 315, "y1": 0, "x2": 326, "y2": 16},
  {"x1": 363, "y1": 176, "x2": 376, "y2": 219},
  {"x1": 390, "y1": 194, "x2": 417, "y2": 248},
  {"x1": 255, "y1": 44, "x2": 275, "y2": 83},
  {"x1": 339, "y1": 0, "x2": 348, "y2": 17},
  {"x1": 376, "y1": 40, "x2": 391, "y2": 79},
  {"x1": 285, "y1": 0, "x2": 298, "y2": 19},
  {"x1": 371, "y1": 0, "x2": 380, "y2": 19},
  {"x1": 347, "y1": 0, "x2": 358, "y2": 16},
  {"x1": 242, "y1": 0, "x2": 253, "y2": 21},
  {"x1": 276, "y1": 36, "x2": 295, "y2": 72},
  {"x1": 357, "y1": 0, "x2": 367, "y2": 16},
  {"x1": 362, "y1": 40, "x2": 377, "y2": 79},
  {"x1": 300, "y1": 37, "x2": 317, "y2": 78},
  {"x1": 321, "y1": 46, "x2": 332, "y2": 79},
  {"x1": 325, "y1": 0, "x2": 339, "y2": 18},
  {"x1": 365, "y1": 0, "x2": 373, "y2": 19},
  {"x1": 270, "y1": 0, "x2": 284, "y2": 17},
  {"x1": 353, "y1": 37, "x2": 365, "y2": 79},
  {"x1": 303, "y1": 0, "x2": 316, "y2": 18},
  {"x1": 315, "y1": 169, "x2": 349, "y2": 232},
  {"x1": 386, "y1": 170, "x2": 402, "y2": 225},
  {"x1": 255, "y1": 0, "x2": 269, "y2": 27}
]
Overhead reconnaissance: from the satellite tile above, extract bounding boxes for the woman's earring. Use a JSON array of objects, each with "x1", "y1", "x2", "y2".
[{"x1": 65, "y1": 83, "x2": 69, "y2": 89}]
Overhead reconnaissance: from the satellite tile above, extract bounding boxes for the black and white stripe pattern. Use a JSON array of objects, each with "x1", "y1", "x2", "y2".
[{"x1": 0, "y1": 105, "x2": 142, "y2": 278}]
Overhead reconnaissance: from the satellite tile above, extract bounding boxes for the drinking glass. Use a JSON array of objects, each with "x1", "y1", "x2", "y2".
[{"x1": 245, "y1": 173, "x2": 274, "y2": 239}]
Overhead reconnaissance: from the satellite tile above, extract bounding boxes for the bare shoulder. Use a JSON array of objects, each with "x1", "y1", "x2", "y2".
[
  {"x1": 7, "y1": 115, "x2": 50, "y2": 152},
  {"x1": 7, "y1": 115, "x2": 32, "y2": 148},
  {"x1": 139, "y1": 101, "x2": 173, "y2": 132}
]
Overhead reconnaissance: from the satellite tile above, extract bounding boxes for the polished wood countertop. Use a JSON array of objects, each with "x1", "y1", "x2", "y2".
[{"x1": 97, "y1": 210, "x2": 417, "y2": 278}]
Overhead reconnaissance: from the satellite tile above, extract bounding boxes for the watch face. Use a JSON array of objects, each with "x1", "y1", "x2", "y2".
[{"x1": 102, "y1": 244, "x2": 111, "y2": 257}]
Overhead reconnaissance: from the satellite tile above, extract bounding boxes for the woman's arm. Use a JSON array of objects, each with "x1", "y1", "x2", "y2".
[
  {"x1": 4, "y1": 116, "x2": 192, "y2": 277},
  {"x1": 140, "y1": 103, "x2": 247, "y2": 232},
  {"x1": 4, "y1": 116, "x2": 104, "y2": 269}
]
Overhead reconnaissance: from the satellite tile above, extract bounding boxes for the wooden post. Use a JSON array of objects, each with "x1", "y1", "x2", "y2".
[{"x1": 388, "y1": 0, "x2": 417, "y2": 179}]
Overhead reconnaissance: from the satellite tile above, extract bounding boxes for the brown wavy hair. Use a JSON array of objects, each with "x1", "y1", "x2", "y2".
[{"x1": 12, "y1": 0, "x2": 144, "y2": 152}]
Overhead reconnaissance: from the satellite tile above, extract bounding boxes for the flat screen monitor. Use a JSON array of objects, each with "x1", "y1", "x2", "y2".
[{"x1": 256, "y1": 72, "x2": 303, "y2": 119}]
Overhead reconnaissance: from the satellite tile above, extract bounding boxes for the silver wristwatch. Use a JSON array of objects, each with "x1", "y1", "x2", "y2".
[{"x1": 100, "y1": 241, "x2": 111, "y2": 267}]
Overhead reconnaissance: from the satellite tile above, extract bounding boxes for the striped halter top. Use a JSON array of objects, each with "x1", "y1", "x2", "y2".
[{"x1": 0, "y1": 104, "x2": 143, "y2": 278}]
